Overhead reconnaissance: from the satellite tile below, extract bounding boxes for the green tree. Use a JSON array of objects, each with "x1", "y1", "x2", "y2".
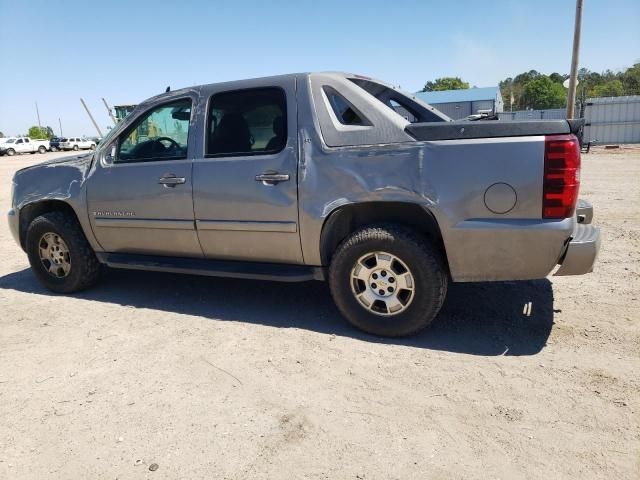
[
  {"x1": 591, "y1": 79, "x2": 624, "y2": 97},
  {"x1": 621, "y1": 63, "x2": 640, "y2": 95},
  {"x1": 422, "y1": 77, "x2": 470, "y2": 92},
  {"x1": 523, "y1": 77, "x2": 567, "y2": 109},
  {"x1": 549, "y1": 72, "x2": 567, "y2": 84},
  {"x1": 27, "y1": 126, "x2": 53, "y2": 139}
]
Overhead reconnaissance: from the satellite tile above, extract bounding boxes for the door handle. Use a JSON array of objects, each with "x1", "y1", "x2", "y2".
[
  {"x1": 158, "y1": 175, "x2": 186, "y2": 187},
  {"x1": 255, "y1": 172, "x2": 290, "y2": 185}
]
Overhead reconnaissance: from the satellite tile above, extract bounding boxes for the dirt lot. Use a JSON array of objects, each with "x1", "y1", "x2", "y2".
[{"x1": 0, "y1": 148, "x2": 638, "y2": 479}]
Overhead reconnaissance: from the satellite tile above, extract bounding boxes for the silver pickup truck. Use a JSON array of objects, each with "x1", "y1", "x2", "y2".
[{"x1": 8, "y1": 72, "x2": 600, "y2": 337}]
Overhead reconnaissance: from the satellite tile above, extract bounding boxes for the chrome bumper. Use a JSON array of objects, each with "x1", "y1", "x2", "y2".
[
  {"x1": 555, "y1": 222, "x2": 601, "y2": 276},
  {"x1": 576, "y1": 199, "x2": 593, "y2": 224}
]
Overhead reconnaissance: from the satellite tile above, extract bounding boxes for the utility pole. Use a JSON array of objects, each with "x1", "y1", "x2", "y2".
[
  {"x1": 58, "y1": 117, "x2": 63, "y2": 137},
  {"x1": 35, "y1": 101, "x2": 41, "y2": 128},
  {"x1": 80, "y1": 98, "x2": 104, "y2": 137},
  {"x1": 566, "y1": 0, "x2": 584, "y2": 119},
  {"x1": 102, "y1": 97, "x2": 117, "y2": 125}
]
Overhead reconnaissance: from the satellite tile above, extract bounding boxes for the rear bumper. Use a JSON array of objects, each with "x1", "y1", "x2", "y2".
[
  {"x1": 554, "y1": 223, "x2": 601, "y2": 276},
  {"x1": 576, "y1": 198, "x2": 593, "y2": 224}
]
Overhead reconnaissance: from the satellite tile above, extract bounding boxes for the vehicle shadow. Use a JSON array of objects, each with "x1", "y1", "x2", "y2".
[{"x1": 0, "y1": 267, "x2": 555, "y2": 356}]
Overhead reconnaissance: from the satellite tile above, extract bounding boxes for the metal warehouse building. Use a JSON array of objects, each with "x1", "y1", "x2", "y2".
[{"x1": 415, "y1": 87, "x2": 504, "y2": 120}]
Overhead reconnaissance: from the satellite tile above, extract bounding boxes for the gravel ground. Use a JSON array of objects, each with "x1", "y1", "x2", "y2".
[{"x1": 0, "y1": 148, "x2": 638, "y2": 479}]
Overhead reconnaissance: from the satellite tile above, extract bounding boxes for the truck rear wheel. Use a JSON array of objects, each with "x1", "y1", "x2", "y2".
[
  {"x1": 329, "y1": 225, "x2": 447, "y2": 337},
  {"x1": 26, "y1": 211, "x2": 101, "y2": 293},
  {"x1": 38, "y1": 146, "x2": 46, "y2": 154},
  {"x1": 73, "y1": 145, "x2": 79, "y2": 151}
]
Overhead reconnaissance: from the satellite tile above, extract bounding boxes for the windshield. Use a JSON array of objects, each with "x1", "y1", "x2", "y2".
[{"x1": 5, "y1": 139, "x2": 15, "y2": 143}]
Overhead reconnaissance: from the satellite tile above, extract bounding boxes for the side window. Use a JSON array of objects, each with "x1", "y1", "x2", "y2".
[
  {"x1": 117, "y1": 98, "x2": 191, "y2": 163},
  {"x1": 16, "y1": 139, "x2": 23, "y2": 144},
  {"x1": 207, "y1": 87, "x2": 286, "y2": 157},
  {"x1": 324, "y1": 87, "x2": 368, "y2": 126}
]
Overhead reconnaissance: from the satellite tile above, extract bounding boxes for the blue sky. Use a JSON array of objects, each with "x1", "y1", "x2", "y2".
[{"x1": 0, "y1": 0, "x2": 638, "y2": 137}]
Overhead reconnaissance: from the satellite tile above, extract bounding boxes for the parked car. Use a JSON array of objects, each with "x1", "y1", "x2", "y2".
[
  {"x1": 49, "y1": 137, "x2": 64, "y2": 151},
  {"x1": 7, "y1": 72, "x2": 600, "y2": 337},
  {"x1": 59, "y1": 137, "x2": 96, "y2": 151},
  {"x1": 0, "y1": 137, "x2": 49, "y2": 156}
]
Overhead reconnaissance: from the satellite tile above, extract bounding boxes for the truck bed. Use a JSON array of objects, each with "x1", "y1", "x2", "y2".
[{"x1": 405, "y1": 119, "x2": 585, "y2": 142}]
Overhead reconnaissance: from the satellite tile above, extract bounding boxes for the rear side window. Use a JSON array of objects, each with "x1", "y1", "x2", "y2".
[
  {"x1": 323, "y1": 87, "x2": 368, "y2": 126},
  {"x1": 207, "y1": 87, "x2": 287, "y2": 157}
]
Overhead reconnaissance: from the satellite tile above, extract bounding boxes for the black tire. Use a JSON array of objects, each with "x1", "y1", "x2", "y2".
[
  {"x1": 329, "y1": 225, "x2": 448, "y2": 337},
  {"x1": 73, "y1": 145, "x2": 79, "y2": 151},
  {"x1": 90, "y1": 144, "x2": 96, "y2": 150},
  {"x1": 38, "y1": 146, "x2": 46, "y2": 154},
  {"x1": 26, "y1": 211, "x2": 101, "y2": 293},
  {"x1": 6, "y1": 148, "x2": 15, "y2": 156}
]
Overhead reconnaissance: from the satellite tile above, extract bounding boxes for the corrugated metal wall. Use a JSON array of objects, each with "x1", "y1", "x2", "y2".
[
  {"x1": 431, "y1": 102, "x2": 472, "y2": 120},
  {"x1": 584, "y1": 96, "x2": 640, "y2": 144},
  {"x1": 471, "y1": 100, "x2": 496, "y2": 113}
]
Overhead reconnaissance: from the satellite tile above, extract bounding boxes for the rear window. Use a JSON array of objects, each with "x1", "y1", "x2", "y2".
[
  {"x1": 324, "y1": 87, "x2": 368, "y2": 126},
  {"x1": 349, "y1": 78, "x2": 448, "y2": 123}
]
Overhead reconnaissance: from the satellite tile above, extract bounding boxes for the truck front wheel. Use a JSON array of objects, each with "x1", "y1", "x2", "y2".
[
  {"x1": 6, "y1": 148, "x2": 15, "y2": 156},
  {"x1": 26, "y1": 211, "x2": 101, "y2": 293},
  {"x1": 329, "y1": 225, "x2": 447, "y2": 337}
]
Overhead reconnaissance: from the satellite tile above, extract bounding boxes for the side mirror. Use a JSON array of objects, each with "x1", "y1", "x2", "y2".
[{"x1": 103, "y1": 144, "x2": 117, "y2": 164}]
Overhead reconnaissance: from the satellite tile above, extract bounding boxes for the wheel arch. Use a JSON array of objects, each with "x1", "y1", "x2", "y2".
[
  {"x1": 319, "y1": 201, "x2": 448, "y2": 268},
  {"x1": 19, "y1": 200, "x2": 80, "y2": 250}
]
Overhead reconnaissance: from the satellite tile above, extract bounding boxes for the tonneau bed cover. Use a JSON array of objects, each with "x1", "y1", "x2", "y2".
[{"x1": 405, "y1": 119, "x2": 585, "y2": 143}]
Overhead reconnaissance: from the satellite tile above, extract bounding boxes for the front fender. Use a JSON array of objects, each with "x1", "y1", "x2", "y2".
[{"x1": 12, "y1": 154, "x2": 102, "y2": 252}]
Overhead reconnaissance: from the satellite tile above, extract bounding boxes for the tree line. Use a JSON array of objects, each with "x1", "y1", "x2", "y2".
[
  {"x1": 0, "y1": 126, "x2": 55, "y2": 139},
  {"x1": 422, "y1": 63, "x2": 640, "y2": 110}
]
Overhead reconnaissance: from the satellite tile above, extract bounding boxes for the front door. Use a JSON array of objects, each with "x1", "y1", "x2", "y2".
[
  {"x1": 87, "y1": 97, "x2": 202, "y2": 257},
  {"x1": 192, "y1": 82, "x2": 303, "y2": 264}
]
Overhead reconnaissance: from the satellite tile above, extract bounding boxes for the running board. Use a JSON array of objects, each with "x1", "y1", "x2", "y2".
[{"x1": 98, "y1": 253, "x2": 325, "y2": 282}]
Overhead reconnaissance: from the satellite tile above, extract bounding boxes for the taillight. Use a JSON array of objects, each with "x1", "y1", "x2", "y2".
[{"x1": 543, "y1": 134, "x2": 581, "y2": 219}]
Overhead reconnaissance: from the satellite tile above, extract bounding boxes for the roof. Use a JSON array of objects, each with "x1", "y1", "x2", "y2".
[{"x1": 414, "y1": 86, "x2": 500, "y2": 104}]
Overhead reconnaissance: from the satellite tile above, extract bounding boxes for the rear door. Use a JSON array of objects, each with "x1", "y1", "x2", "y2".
[
  {"x1": 87, "y1": 96, "x2": 202, "y2": 257},
  {"x1": 192, "y1": 79, "x2": 303, "y2": 263}
]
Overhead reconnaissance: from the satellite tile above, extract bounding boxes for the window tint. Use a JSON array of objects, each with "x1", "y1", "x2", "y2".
[
  {"x1": 324, "y1": 87, "x2": 367, "y2": 126},
  {"x1": 207, "y1": 88, "x2": 286, "y2": 156},
  {"x1": 16, "y1": 139, "x2": 23, "y2": 144},
  {"x1": 117, "y1": 99, "x2": 191, "y2": 163}
]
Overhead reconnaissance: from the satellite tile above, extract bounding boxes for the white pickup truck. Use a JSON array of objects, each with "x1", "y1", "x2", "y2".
[{"x1": 0, "y1": 137, "x2": 50, "y2": 156}]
